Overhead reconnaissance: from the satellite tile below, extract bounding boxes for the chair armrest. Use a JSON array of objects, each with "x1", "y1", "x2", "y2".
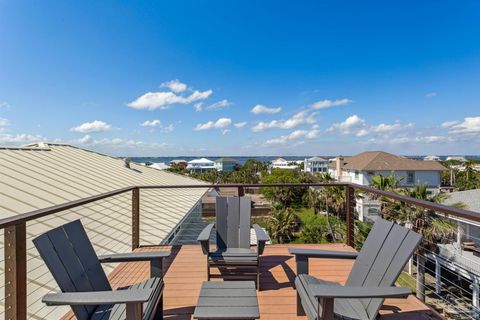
[
  {"x1": 98, "y1": 251, "x2": 170, "y2": 263},
  {"x1": 197, "y1": 223, "x2": 214, "y2": 254},
  {"x1": 288, "y1": 248, "x2": 358, "y2": 259},
  {"x1": 43, "y1": 288, "x2": 154, "y2": 306},
  {"x1": 310, "y1": 285, "x2": 412, "y2": 299},
  {"x1": 98, "y1": 251, "x2": 170, "y2": 278},
  {"x1": 289, "y1": 248, "x2": 358, "y2": 275},
  {"x1": 252, "y1": 224, "x2": 269, "y2": 255}
]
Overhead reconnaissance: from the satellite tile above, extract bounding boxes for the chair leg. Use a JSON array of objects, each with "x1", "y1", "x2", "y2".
[
  {"x1": 256, "y1": 265, "x2": 260, "y2": 291},
  {"x1": 154, "y1": 295, "x2": 163, "y2": 320},
  {"x1": 207, "y1": 261, "x2": 210, "y2": 281},
  {"x1": 297, "y1": 291, "x2": 306, "y2": 316}
]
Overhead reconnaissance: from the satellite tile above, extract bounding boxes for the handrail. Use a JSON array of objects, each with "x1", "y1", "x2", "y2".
[
  {"x1": 353, "y1": 184, "x2": 480, "y2": 222},
  {"x1": 1, "y1": 182, "x2": 479, "y2": 229},
  {"x1": 0, "y1": 186, "x2": 135, "y2": 229}
]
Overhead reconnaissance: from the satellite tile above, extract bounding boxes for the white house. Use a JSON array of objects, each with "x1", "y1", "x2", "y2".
[
  {"x1": 269, "y1": 158, "x2": 299, "y2": 170},
  {"x1": 446, "y1": 156, "x2": 467, "y2": 162},
  {"x1": 329, "y1": 151, "x2": 446, "y2": 221},
  {"x1": 424, "y1": 155, "x2": 440, "y2": 161},
  {"x1": 304, "y1": 156, "x2": 329, "y2": 174},
  {"x1": 187, "y1": 158, "x2": 216, "y2": 173}
]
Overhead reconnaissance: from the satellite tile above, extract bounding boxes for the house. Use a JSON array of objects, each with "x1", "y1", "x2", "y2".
[
  {"x1": 269, "y1": 157, "x2": 299, "y2": 170},
  {"x1": 214, "y1": 157, "x2": 239, "y2": 172},
  {"x1": 446, "y1": 156, "x2": 467, "y2": 162},
  {"x1": 170, "y1": 159, "x2": 188, "y2": 168},
  {"x1": 424, "y1": 155, "x2": 441, "y2": 161},
  {"x1": 187, "y1": 157, "x2": 216, "y2": 173},
  {"x1": 329, "y1": 151, "x2": 446, "y2": 221},
  {"x1": 0, "y1": 143, "x2": 207, "y2": 319},
  {"x1": 147, "y1": 162, "x2": 171, "y2": 170},
  {"x1": 304, "y1": 156, "x2": 329, "y2": 174}
]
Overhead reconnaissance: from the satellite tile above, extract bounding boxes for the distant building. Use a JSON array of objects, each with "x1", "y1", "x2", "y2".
[
  {"x1": 424, "y1": 155, "x2": 441, "y2": 161},
  {"x1": 148, "y1": 162, "x2": 171, "y2": 170},
  {"x1": 446, "y1": 156, "x2": 467, "y2": 162},
  {"x1": 329, "y1": 151, "x2": 446, "y2": 221},
  {"x1": 304, "y1": 156, "x2": 329, "y2": 174},
  {"x1": 215, "y1": 157, "x2": 239, "y2": 172},
  {"x1": 270, "y1": 158, "x2": 299, "y2": 170},
  {"x1": 187, "y1": 158, "x2": 216, "y2": 173},
  {"x1": 170, "y1": 159, "x2": 188, "y2": 168}
]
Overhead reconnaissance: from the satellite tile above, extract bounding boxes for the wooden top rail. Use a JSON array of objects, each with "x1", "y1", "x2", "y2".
[{"x1": 0, "y1": 182, "x2": 479, "y2": 229}]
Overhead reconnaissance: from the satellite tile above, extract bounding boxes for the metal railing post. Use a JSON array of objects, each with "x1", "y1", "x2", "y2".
[
  {"x1": 345, "y1": 186, "x2": 355, "y2": 247},
  {"x1": 132, "y1": 187, "x2": 140, "y2": 250},
  {"x1": 238, "y1": 186, "x2": 245, "y2": 197},
  {"x1": 5, "y1": 222, "x2": 27, "y2": 320}
]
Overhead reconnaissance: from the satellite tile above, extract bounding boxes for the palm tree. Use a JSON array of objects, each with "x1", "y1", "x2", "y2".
[
  {"x1": 267, "y1": 205, "x2": 297, "y2": 244},
  {"x1": 369, "y1": 174, "x2": 404, "y2": 216},
  {"x1": 303, "y1": 188, "x2": 323, "y2": 215},
  {"x1": 381, "y1": 184, "x2": 457, "y2": 302}
]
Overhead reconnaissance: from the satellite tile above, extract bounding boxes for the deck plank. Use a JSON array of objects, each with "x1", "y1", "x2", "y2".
[{"x1": 60, "y1": 244, "x2": 440, "y2": 320}]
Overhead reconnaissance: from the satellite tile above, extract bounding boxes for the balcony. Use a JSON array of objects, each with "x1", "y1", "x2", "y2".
[{"x1": 0, "y1": 183, "x2": 478, "y2": 320}]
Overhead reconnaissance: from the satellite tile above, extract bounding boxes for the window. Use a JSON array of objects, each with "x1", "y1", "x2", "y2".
[
  {"x1": 407, "y1": 171, "x2": 415, "y2": 184},
  {"x1": 355, "y1": 170, "x2": 359, "y2": 179}
]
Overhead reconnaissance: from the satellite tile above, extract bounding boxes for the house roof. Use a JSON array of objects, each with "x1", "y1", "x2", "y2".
[
  {"x1": 444, "y1": 189, "x2": 480, "y2": 214},
  {"x1": 0, "y1": 143, "x2": 207, "y2": 319},
  {"x1": 188, "y1": 157, "x2": 214, "y2": 164},
  {"x1": 329, "y1": 151, "x2": 446, "y2": 171},
  {"x1": 307, "y1": 156, "x2": 328, "y2": 161}
]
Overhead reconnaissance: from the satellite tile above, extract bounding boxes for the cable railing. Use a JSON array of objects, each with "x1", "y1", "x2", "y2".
[{"x1": 1, "y1": 182, "x2": 480, "y2": 320}]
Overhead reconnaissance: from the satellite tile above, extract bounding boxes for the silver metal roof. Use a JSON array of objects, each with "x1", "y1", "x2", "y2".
[{"x1": 0, "y1": 143, "x2": 207, "y2": 319}]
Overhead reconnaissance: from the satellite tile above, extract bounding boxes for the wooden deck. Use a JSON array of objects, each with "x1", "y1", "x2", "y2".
[{"x1": 62, "y1": 244, "x2": 441, "y2": 320}]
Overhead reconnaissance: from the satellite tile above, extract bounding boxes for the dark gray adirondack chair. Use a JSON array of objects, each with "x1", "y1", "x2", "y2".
[
  {"x1": 197, "y1": 196, "x2": 269, "y2": 289},
  {"x1": 289, "y1": 218, "x2": 422, "y2": 320},
  {"x1": 33, "y1": 220, "x2": 170, "y2": 320}
]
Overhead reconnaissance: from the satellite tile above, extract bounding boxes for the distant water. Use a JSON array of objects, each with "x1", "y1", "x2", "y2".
[{"x1": 130, "y1": 155, "x2": 480, "y2": 165}]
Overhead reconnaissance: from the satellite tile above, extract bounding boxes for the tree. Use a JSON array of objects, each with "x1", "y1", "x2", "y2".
[
  {"x1": 267, "y1": 205, "x2": 297, "y2": 243},
  {"x1": 260, "y1": 169, "x2": 307, "y2": 208},
  {"x1": 303, "y1": 188, "x2": 323, "y2": 215},
  {"x1": 381, "y1": 184, "x2": 458, "y2": 302}
]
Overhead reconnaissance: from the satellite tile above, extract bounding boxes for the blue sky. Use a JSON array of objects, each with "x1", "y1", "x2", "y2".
[{"x1": 1, "y1": 1, "x2": 479, "y2": 156}]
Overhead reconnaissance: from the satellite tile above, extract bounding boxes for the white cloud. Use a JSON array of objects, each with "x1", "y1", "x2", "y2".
[
  {"x1": 310, "y1": 98, "x2": 352, "y2": 110},
  {"x1": 194, "y1": 103, "x2": 203, "y2": 112},
  {"x1": 194, "y1": 118, "x2": 232, "y2": 131},
  {"x1": 234, "y1": 121, "x2": 247, "y2": 128},
  {"x1": 327, "y1": 115, "x2": 366, "y2": 135},
  {"x1": 0, "y1": 133, "x2": 45, "y2": 144},
  {"x1": 161, "y1": 123, "x2": 174, "y2": 133},
  {"x1": 127, "y1": 89, "x2": 212, "y2": 110},
  {"x1": 0, "y1": 117, "x2": 9, "y2": 126},
  {"x1": 441, "y1": 120, "x2": 460, "y2": 128},
  {"x1": 140, "y1": 120, "x2": 162, "y2": 127},
  {"x1": 251, "y1": 111, "x2": 316, "y2": 132},
  {"x1": 265, "y1": 128, "x2": 319, "y2": 145},
  {"x1": 206, "y1": 99, "x2": 232, "y2": 110},
  {"x1": 250, "y1": 104, "x2": 282, "y2": 115},
  {"x1": 327, "y1": 116, "x2": 413, "y2": 137},
  {"x1": 160, "y1": 79, "x2": 187, "y2": 93},
  {"x1": 447, "y1": 117, "x2": 480, "y2": 134},
  {"x1": 78, "y1": 134, "x2": 93, "y2": 144},
  {"x1": 222, "y1": 129, "x2": 231, "y2": 135},
  {"x1": 71, "y1": 120, "x2": 112, "y2": 133},
  {"x1": 425, "y1": 92, "x2": 437, "y2": 98}
]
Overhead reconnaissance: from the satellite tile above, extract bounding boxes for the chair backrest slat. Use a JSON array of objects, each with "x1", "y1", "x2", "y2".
[
  {"x1": 216, "y1": 197, "x2": 228, "y2": 249},
  {"x1": 346, "y1": 218, "x2": 422, "y2": 320},
  {"x1": 238, "y1": 197, "x2": 251, "y2": 249},
  {"x1": 33, "y1": 220, "x2": 112, "y2": 320},
  {"x1": 226, "y1": 197, "x2": 240, "y2": 248},
  {"x1": 215, "y1": 196, "x2": 251, "y2": 249}
]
